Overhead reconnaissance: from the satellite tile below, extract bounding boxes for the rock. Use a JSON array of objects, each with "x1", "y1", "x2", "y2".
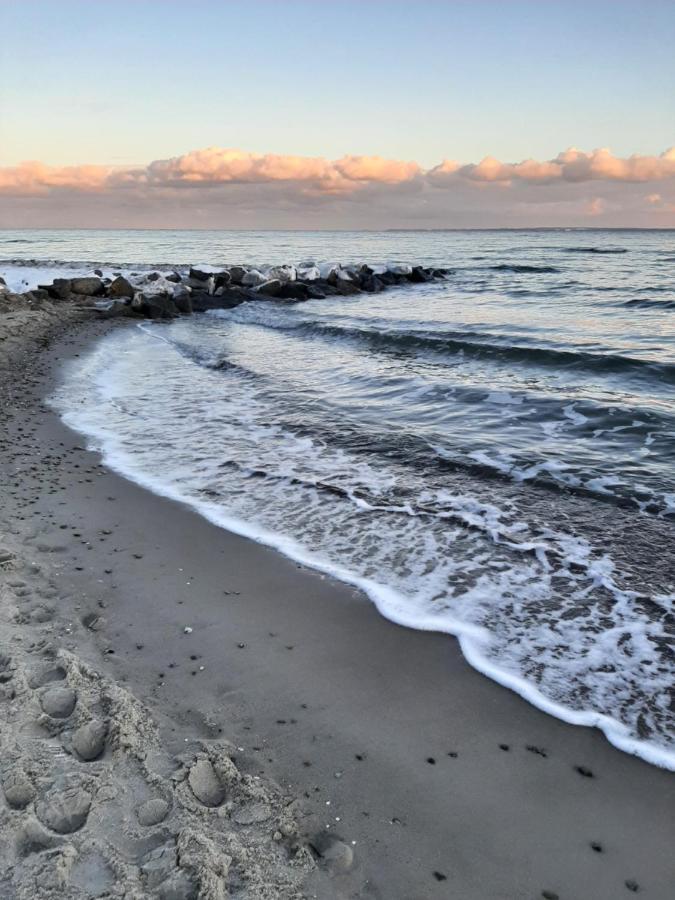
[
  {"x1": 187, "y1": 268, "x2": 215, "y2": 294},
  {"x1": 241, "y1": 269, "x2": 267, "y2": 287},
  {"x1": 133, "y1": 293, "x2": 179, "y2": 319},
  {"x1": 267, "y1": 264, "x2": 297, "y2": 282},
  {"x1": 42, "y1": 278, "x2": 72, "y2": 300},
  {"x1": 166, "y1": 271, "x2": 182, "y2": 283},
  {"x1": 336, "y1": 279, "x2": 361, "y2": 295},
  {"x1": 306, "y1": 285, "x2": 327, "y2": 299},
  {"x1": 188, "y1": 267, "x2": 213, "y2": 283},
  {"x1": 147, "y1": 271, "x2": 161, "y2": 282},
  {"x1": 361, "y1": 274, "x2": 385, "y2": 293},
  {"x1": 72, "y1": 719, "x2": 107, "y2": 761},
  {"x1": 108, "y1": 275, "x2": 135, "y2": 299},
  {"x1": 94, "y1": 268, "x2": 103, "y2": 276},
  {"x1": 277, "y1": 282, "x2": 310, "y2": 301},
  {"x1": 40, "y1": 686, "x2": 77, "y2": 718},
  {"x1": 297, "y1": 265, "x2": 321, "y2": 281},
  {"x1": 190, "y1": 288, "x2": 252, "y2": 311},
  {"x1": 312, "y1": 834, "x2": 354, "y2": 872},
  {"x1": 0, "y1": 275, "x2": 5, "y2": 285},
  {"x1": 136, "y1": 797, "x2": 170, "y2": 826},
  {"x1": 35, "y1": 785, "x2": 92, "y2": 833},
  {"x1": 70, "y1": 276, "x2": 104, "y2": 296},
  {"x1": 101, "y1": 300, "x2": 134, "y2": 319},
  {"x1": 214, "y1": 271, "x2": 231, "y2": 289},
  {"x1": 188, "y1": 758, "x2": 225, "y2": 807},
  {"x1": 228, "y1": 265, "x2": 246, "y2": 284},
  {"x1": 172, "y1": 284, "x2": 193, "y2": 314},
  {"x1": 2, "y1": 769, "x2": 36, "y2": 809},
  {"x1": 257, "y1": 279, "x2": 283, "y2": 297},
  {"x1": 409, "y1": 265, "x2": 432, "y2": 283}
]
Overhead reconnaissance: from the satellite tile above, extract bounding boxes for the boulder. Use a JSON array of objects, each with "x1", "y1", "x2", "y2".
[
  {"x1": 306, "y1": 285, "x2": 327, "y2": 299},
  {"x1": 361, "y1": 274, "x2": 385, "y2": 293},
  {"x1": 228, "y1": 265, "x2": 246, "y2": 284},
  {"x1": 108, "y1": 275, "x2": 135, "y2": 299},
  {"x1": 214, "y1": 271, "x2": 231, "y2": 290},
  {"x1": 70, "y1": 276, "x2": 104, "y2": 296},
  {"x1": 297, "y1": 265, "x2": 321, "y2": 281},
  {"x1": 188, "y1": 267, "x2": 213, "y2": 283},
  {"x1": 187, "y1": 269, "x2": 215, "y2": 294},
  {"x1": 257, "y1": 279, "x2": 283, "y2": 297},
  {"x1": 40, "y1": 278, "x2": 72, "y2": 300},
  {"x1": 241, "y1": 269, "x2": 267, "y2": 287},
  {"x1": 336, "y1": 279, "x2": 361, "y2": 295},
  {"x1": 132, "y1": 293, "x2": 179, "y2": 319},
  {"x1": 190, "y1": 287, "x2": 252, "y2": 311},
  {"x1": 409, "y1": 266, "x2": 432, "y2": 283},
  {"x1": 172, "y1": 284, "x2": 193, "y2": 314},
  {"x1": 101, "y1": 300, "x2": 134, "y2": 319},
  {"x1": 267, "y1": 264, "x2": 296, "y2": 282},
  {"x1": 277, "y1": 282, "x2": 310, "y2": 301},
  {"x1": 165, "y1": 271, "x2": 182, "y2": 283}
]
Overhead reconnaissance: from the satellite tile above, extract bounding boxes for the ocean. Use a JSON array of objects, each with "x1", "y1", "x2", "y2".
[{"x1": 2, "y1": 228, "x2": 674, "y2": 769}]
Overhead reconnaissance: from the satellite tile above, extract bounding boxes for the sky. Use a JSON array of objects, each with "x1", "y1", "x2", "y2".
[{"x1": 1, "y1": 0, "x2": 674, "y2": 228}]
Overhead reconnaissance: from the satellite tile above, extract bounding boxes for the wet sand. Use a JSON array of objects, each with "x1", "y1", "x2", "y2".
[{"x1": 2, "y1": 316, "x2": 674, "y2": 899}]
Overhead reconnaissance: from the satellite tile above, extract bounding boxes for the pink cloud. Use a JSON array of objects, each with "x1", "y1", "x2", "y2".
[{"x1": 2, "y1": 147, "x2": 675, "y2": 199}]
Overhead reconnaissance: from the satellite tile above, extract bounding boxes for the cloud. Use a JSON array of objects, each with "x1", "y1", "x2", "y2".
[
  {"x1": 428, "y1": 147, "x2": 675, "y2": 187},
  {"x1": 3, "y1": 146, "x2": 675, "y2": 200},
  {"x1": 1, "y1": 146, "x2": 675, "y2": 228},
  {"x1": 0, "y1": 160, "x2": 113, "y2": 195}
]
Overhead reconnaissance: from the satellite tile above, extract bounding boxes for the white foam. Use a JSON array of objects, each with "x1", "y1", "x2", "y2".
[{"x1": 47, "y1": 324, "x2": 675, "y2": 772}]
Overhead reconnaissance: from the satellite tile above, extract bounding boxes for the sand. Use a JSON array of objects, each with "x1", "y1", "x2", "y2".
[{"x1": 0, "y1": 308, "x2": 674, "y2": 899}]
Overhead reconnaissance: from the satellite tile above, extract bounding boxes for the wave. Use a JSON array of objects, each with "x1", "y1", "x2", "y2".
[
  {"x1": 623, "y1": 298, "x2": 675, "y2": 310},
  {"x1": 269, "y1": 319, "x2": 675, "y2": 383},
  {"x1": 563, "y1": 247, "x2": 628, "y2": 254},
  {"x1": 489, "y1": 264, "x2": 560, "y2": 274},
  {"x1": 47, "y1": 325, "x2": 675, "y2": 770}
]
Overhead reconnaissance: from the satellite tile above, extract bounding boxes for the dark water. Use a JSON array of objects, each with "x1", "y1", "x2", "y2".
[{"x1": 5, "y1": 228, "x2": 672, "y2": 768}]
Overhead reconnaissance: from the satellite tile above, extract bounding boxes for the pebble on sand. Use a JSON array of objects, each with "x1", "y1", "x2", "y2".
[
  {"x1": 136, "y1": 797, "x2": 170, "y2": 826},
  {"x1": 2, "y1": 769, "x2": 36, "y2": 809},
  {"x1": 35, "y1": 784, "x2": 92, "y2": 834},
  {"x1": 40, "y1": 685, "x2": 77, "y2": 718},
  {"x1": 72, "y1": 718, "x2": 107, "y2": 761},
  {"x1": 188, "y1": 758, "x2": 225, "y2": 807}
]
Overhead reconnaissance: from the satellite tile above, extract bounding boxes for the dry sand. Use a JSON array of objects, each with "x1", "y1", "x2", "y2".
[{"x1": 0, "y1": 308, "x2": 673, "y2": 899}]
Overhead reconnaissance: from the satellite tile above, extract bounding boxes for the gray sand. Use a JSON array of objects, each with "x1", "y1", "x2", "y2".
[{"x1": 1, "y1": 312, "x2": 674, "y2": 898}]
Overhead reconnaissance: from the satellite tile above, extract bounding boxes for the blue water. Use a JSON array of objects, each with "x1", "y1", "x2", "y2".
[{"x1": 4, "y1": 228, "x2": 674, "y2": 768}]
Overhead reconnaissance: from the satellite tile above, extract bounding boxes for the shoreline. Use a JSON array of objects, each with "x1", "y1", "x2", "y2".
[{"x1": 1, "y1": 310, "x2": 673, "y2": 897}]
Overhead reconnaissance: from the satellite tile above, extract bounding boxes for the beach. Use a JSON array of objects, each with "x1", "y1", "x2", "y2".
[{"x1": 1, "y1": 288, "x2": 673, "y2": 898}]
